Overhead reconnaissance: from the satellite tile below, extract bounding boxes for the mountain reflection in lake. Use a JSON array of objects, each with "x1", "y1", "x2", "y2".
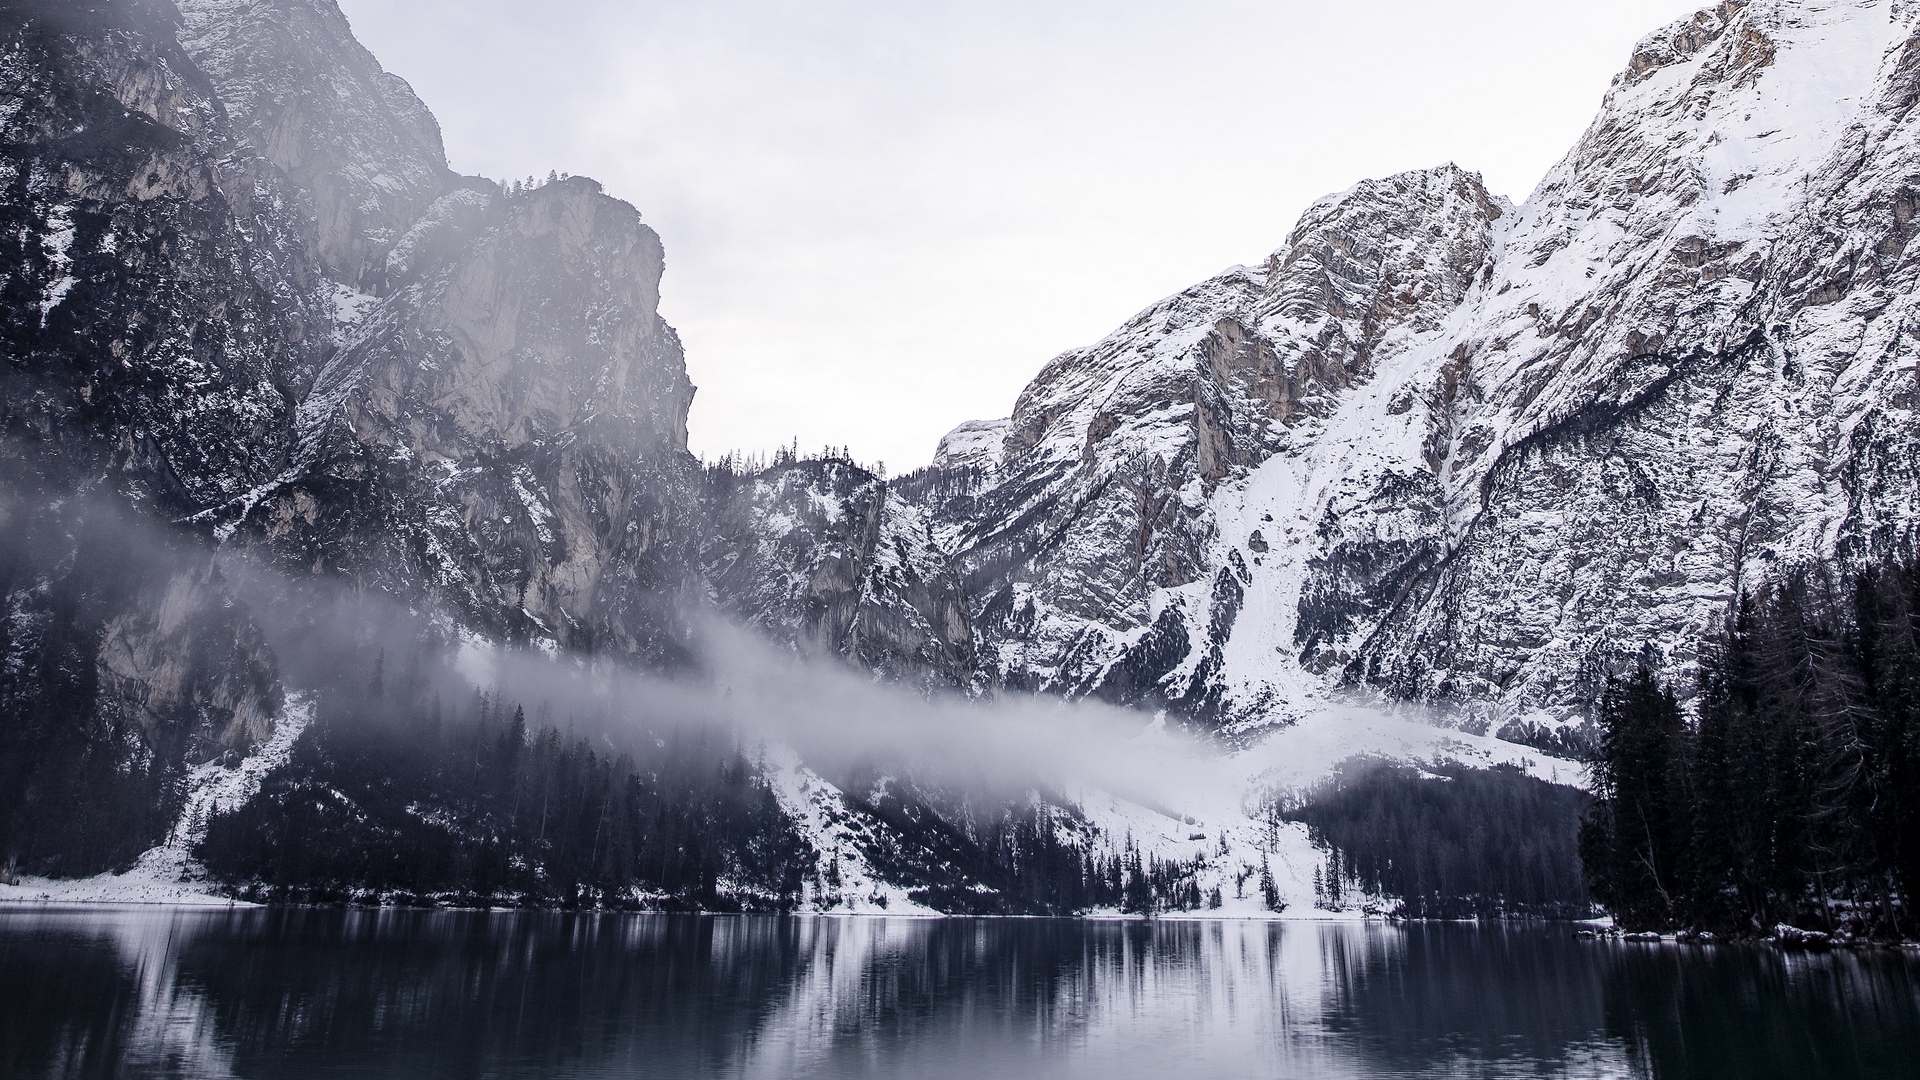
[{"x1": 2, "y1": 910, "x2": 1916, "y2": 1080}]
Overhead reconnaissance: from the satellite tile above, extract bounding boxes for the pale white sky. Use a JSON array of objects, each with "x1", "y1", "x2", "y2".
[{"x1": 334, "y1": 0, "x2": 1703, "y2": 471}]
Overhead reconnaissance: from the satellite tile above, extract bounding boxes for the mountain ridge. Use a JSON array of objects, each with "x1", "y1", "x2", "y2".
[{"x1": 914, "y1": 0, "x2": 1920, "y2": 739}]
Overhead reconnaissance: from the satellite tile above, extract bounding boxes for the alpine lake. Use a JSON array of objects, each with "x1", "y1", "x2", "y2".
[{"x1": 2, "y1": 908, "x2": 1917, "y2": 1079}]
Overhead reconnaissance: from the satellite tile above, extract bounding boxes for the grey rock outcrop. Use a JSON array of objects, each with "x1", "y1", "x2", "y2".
[
  {"x1": 221, "y1": 176, "x2": 704, "y2": 660},
  {"x1": 176, "y1": 0, "x2": 457, "y2": 291},
  {"x1": 1346, "y1": 0, "x2": 1920, "y2": 723},
  {"x1": 0, "y1": 0, "x2": 316, "y2": 871},
  {"x1": 0, "y1": 0, "x2": 325, "y2": 507},
  {"x1": 704, "y1": 458, "x2": 976, "y2": 688}
]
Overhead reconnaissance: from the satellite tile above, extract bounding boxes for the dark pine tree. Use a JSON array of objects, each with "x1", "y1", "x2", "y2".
[{"x1": 1580, "y1": 666, "x2": 1688, "y2": 929}]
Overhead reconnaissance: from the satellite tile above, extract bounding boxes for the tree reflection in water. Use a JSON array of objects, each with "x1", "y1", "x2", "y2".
[{"x1": 2, "y1": 910, "x2": 1915, "y2": 1079}]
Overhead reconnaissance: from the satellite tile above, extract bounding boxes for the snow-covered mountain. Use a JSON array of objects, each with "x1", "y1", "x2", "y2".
[
  {"x1": 4, "y1": 0, "x2": 1915, "y2": 908},
  {"x1": 915, "y1": 0, "x2": 1920, "y2": 738},
  {"x1": 912, "y1": 165, "x2": 1509, "y2": 725}
]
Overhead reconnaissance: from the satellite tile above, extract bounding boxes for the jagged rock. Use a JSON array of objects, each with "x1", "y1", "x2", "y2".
[
  {"x1": 1349, "y1": 0, "x2": 1920, "y2": 722},
  {"x1": 175, "y1": 0, "x2": 458, "y2": 291},
  {"x1": 0, "y1": 0, "x2": 316, "y2": 874},
  {"x1": 95, "y1": 560, "x2": 282, "y2": 755},
  {"x1": 222, "y1": 176, "x2": 704, "y2": 659},
  {"x1": 0, "y1": 0, "x2": 325, "y2": 508},
  {"x1": 703, "y1": 458, "x2": 976, "y2": 688},
  {"x1": 920, "y1": 164, "x2": 1507, "y2": 718},
  {"x1": 0, "y1": 0, "x2": 970, "y2": 881}
]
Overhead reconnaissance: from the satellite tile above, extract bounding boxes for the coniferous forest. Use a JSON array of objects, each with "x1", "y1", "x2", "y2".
[
  {"x1": 1280, "y1": 762, "x2": 1593, "y2": 919},
  {"x1": 1580, "y1": 551, "x2": 1920, "y2": 938},
  {"x1": 196, "y1": 672, "x2": 817, "y2": 910}
]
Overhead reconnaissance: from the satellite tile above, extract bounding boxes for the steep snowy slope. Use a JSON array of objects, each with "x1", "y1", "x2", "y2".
[
  {"x1": 925, "y1": 0, "x2": 1920, "y2": 735},
  {"x1": 1346, "y1": 0, "x2": 1920, "y2": 725},
  {"x1": 928, "y1": 166, "x2": 1507, "y2": 722}
]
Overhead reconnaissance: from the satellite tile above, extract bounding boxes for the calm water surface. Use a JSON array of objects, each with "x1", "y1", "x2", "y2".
[{"x1": 2, "y1": 909, "x2": 1916, "y2": 1079}]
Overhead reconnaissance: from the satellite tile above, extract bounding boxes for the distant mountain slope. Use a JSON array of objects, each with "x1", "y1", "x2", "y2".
[{"x1": 915, "y1": 165, "x2": 1508, "y2": 724}]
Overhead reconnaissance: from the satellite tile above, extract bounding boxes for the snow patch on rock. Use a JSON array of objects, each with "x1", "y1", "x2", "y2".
[
  {"x1": 0, "y1": 697, "x2": 314, "y2": 906},
  {"x1": 758, "y1": 745, "x2": 942, "y2": 915},
  {"x1": 932, "y1": 418, "x2": 1010, "y2": 472}
]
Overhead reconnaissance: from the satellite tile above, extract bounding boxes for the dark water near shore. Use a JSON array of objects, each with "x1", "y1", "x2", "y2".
[{"x1": 2, "y1": 910, "x2": 1917, "y2": 1079}]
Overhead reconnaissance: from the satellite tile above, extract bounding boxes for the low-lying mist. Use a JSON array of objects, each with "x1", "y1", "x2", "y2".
[{"x1": 219, "y1": 545, "x2": 1213, "y2": 818}]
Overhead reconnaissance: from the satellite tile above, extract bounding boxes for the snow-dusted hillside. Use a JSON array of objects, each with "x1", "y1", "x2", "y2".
[
  {"x1": 704, "y1": 458, "x2": 976, "y2": 687},
  {"x1": 176, "y1": 0, "x2": 456, "y2": 290},
  {"x1": 918, "y1": 0, "x2": 1920, "y2": 737},
  {"x1": 914, "y1": 165, "x2": 1506, "y2": 724},
  {"x1": 749, "y1": 700, "x2": 1577, "y2": 918}
]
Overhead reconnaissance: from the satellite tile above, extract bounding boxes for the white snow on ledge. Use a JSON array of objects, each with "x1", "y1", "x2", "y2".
[
  {"x1": 931, "y1": 417, "x2": 1010, "y2": 472},
  {"x1": 758, "y1": 744, "x2": 943, "y2": 916},
  {"x1": 0, "y1": 696, "x2": 313, "y2": 907}
]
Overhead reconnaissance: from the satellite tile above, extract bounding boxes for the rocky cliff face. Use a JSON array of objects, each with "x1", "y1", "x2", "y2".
[
  {"x1": 0, "y1": 0, "x2": 702, "y2": 871},
  {"x1": 0, "y1": 0, "x2": 314, "y2": 871},
  {"x1": 165, "y1": 0, "x2": 709, "y2": 661},
  {"x1": 175, "y1": 0, "x2": 456, "y2": 291},
  {"x1": 1293, "y1": 0, "x2": 1920, "y2": 729},
  {"x1": 1368, "y1": 0, "x2": 1920, "y2": 722},
  {"x1": 0, "y1": 0, "x2": 960, "y2": 874},
  {"x1": 920, "y1": 0, "x2": 1920, "y2": 736},
  {"x1": 703, "y1": 458, "x2": 976, "y2": 688},
  {"x1": 217, "y1": 176, "x2": 705, "y2": 660},
  {"x1": 0, "y1": 0, "x2": 323, "y2": 507}
]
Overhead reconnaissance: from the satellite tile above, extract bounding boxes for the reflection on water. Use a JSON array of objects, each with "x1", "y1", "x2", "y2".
[{"x1": 2, "y1": 910, "x2": 1916, "y2": 1079}]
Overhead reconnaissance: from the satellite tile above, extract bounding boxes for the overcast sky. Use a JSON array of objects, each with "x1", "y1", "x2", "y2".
[{"x1": 334, "y1": 0, "x2": 1703, "y2": 471}]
